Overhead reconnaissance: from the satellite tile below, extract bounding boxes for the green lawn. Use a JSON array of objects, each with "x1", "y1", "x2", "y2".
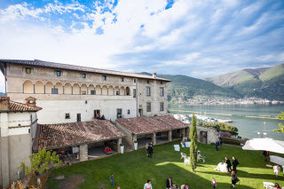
[{"x1": 47, "y1": 143, "x2": 284, "y2": 189}]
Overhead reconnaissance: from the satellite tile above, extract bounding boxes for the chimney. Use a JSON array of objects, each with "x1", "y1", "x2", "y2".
[
  {"x1": 152, "y1": 72, "x2": 157, "y2": 78},
  {"x1": 0, "y1": 96, "x2": 10, "y2": 111},
  {"x1": 25, "y1": 96, "x2": 37, "y2": 107}
]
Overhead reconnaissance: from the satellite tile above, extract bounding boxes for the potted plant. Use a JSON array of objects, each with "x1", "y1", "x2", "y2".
[
  {"x1": 133, "y1": 140, "x2": 138, "y2": 150},
  {"x1": 120, "y1": 144, "x2": 124, "y2": 154}
]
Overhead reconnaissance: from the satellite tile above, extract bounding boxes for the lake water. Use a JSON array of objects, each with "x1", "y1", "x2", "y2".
[{"x1": 169, "y1": 104, "x2": 284, "y2": 140}]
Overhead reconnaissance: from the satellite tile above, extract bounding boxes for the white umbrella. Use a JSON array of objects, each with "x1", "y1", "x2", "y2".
[{"x1": 242, "y1": 138, "x2": 284, "y2": 154}]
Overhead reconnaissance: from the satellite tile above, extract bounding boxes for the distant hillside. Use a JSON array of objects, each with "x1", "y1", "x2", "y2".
[
  {"x1": 159, "y1": 74, "x2": 241, "y2": 101},
  {"x1": 207, "y1": 64, "x2": 284, "y2": 100}
]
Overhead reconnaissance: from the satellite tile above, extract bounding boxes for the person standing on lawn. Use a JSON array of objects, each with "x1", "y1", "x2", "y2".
[
  {"x1": 232, "y1": 156, "x2": 239, "y2": 172},
  {"x1": 231, "y1": 170, "x2": 239, "y2": 188},
  {"x1": 225, "y1": 157, "x2": 232, "y2": 172},
  {"x1": 166, "y1": 176, "x2": 173, "y2": 189},
  {"x1": 110, "y1": 174, "x2": 115, "y2": 188},
  {"x1": 144, "y1": 179, "x2": 153, "y2": 189},
  {"x1": 147, "y1": 142, "x2": 154, "y2": 158}
]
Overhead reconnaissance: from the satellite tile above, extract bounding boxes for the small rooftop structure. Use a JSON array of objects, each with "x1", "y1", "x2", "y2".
[
  {"x1": 36, "y1": 119, "x2": 125, "y2": 150},
  {"x1": 0, "y1": 96, "x2": 42, "y2": 112},
  {"x1": 116, "y1": 115, "x2": 188, "y2": 135}
]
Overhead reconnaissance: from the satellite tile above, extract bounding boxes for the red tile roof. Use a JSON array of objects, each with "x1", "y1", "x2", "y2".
[
  {"x1": 36, "y1": 119, "x2": 125, "y2": 150},
  {"x1": 0, "y1": 96, "x2": 42, "y2": 112},
  {"x1": 116, "y1": 115, "x2": 188, "y2": 135}
]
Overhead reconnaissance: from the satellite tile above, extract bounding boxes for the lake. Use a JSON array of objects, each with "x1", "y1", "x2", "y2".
[{"x1": 169, "y1": 104, "x2": 284, "y2": 140}]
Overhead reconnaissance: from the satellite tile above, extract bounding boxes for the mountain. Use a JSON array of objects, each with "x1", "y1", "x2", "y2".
[
  {"x1": 207, "y1": 64, "x2": 284, "y2": 100},
  {"x1": 159, "y1": 74, "x2": 241, "y2": 101}
]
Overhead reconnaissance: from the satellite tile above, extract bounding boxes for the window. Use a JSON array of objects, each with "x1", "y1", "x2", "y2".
[
  {"x1": 146, "y1": 86, "x2": 151, "y2": 96},
  {"x1": 133, "y1": 78, "x2": 136, "y2": 83},
  {"x1": 160, "y1": 102, "x2": 164, "y2": 111},
  {"x1": 133, "y1": 89, "x2": 137, "y2": 98},
  {"x1": 81, "y1": 73, "x2": 86, "y2": 78},
  {"x1": 127, "y1": 109, "x2": 130, "y2": 115},
  {"x1": 160, "y1": 81, "x2": 163, "y2": 84},
  {"x1": 25, "y1": 67, "x2": 31, "y2": 74},
  {"x1": 90, "y1": 90, "x2": 96, "y2": 95},
  {"x1": 102, "y1": 75, "x2": 107, "y2": 81},
  {"x1": 146, "y1": 102, "x2": 151, "y2": 112},
  {"x1": 55, "y1": 70, "x2": 62, "y2": 77},
  {"x1": 117, "y1": 108, "x2": 122, "y2": 118},
  {"x1": 160, "y1": 87, "x2": 164, "y2": 97},
  {"x1": 116, "y1": 90, "x2": 120, "y2": 96},
  {"x1": 147, "y1": 80, "x2": 150, "y2": 84},
  {"x1": 94, "y1": 110, "x2": 101, "y2": 119},
  {"x1": 77, "y1": 113, "x2": 81, "y2": 122},
  {"x1": 65, "y1": 113, "x2": 70, "y2": 119},
  {"x1": 121, "y1": 77, "x2": 124, "y2": 82},
  {"x1": 51, "y1": 88, "x2": 58, "y2": 94},
  {"x1": 81, "y1": 91, "x2": 87, "y2": 95}
]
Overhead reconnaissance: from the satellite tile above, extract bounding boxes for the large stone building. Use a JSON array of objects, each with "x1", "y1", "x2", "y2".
[{"x1": 0, "y1": 59, "x2": 169, "y2": 124}]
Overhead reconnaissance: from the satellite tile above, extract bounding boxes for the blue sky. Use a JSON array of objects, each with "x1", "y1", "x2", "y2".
[{"x1": 0, "y1": 0, "x2": 284, "y2": 81}]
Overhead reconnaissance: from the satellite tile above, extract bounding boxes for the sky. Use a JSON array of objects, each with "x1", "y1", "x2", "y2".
[{"x1": 0, "y1": 0, "x2": 284, "y2": 86}]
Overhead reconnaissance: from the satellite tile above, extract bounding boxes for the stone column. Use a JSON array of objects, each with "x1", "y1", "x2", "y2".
[
  {"x1": 168, "y1": 130, "x2": 172, "y2": 142},
  {"x1": 79, "y1": 144, "x2": 88, "y2": 162},
  {"x1": 1, "y1": 113, "x2": 10, "y2": 188},
  {"x1": 117, "y1": 138, "x2": 122, "y2": 153},
  {"x1": 152, "y1": 133, "x2": 156, "y2": 145},
  {"x1": 182, "y1": 128, "x2": 186, "y2": 137}
]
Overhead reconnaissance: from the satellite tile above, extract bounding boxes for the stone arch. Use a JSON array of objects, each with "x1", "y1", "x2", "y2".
[
  {"x1": 64, "y1": 83, "x2": 72, "y2": 94},
  {"x1": 120, "y1": 86, "x2": 125, "y2": 96},
  {"x1": 125, "y1": 86, "x2": 130, "y2": 96},
  {"x1": 102, "y1": 85, "x2": 108, "y2": 95},
  {"x1": 23, "y1": 80, "x2": 33, "y2": 93},
  {"x1": 108, "y1": 86, "x2": 114, "y2": 96},
  {"x1": 55, "y1": 82, "x2": 63, "y2": 94},
  {"x1": 35, "y1": 81, "x2": 44, "y2": 94},
  {"x1": 81, "y1": 84, "x2": 87, "y2": 95},
  {"x1": 45, "y1": 82, "x2": 53, "y2": 94},
  {"x1": 114, "y1": 86, "x2": 120, "y2": 96},
  {"x1": 95, "y1": 85, "x2": 101, "y2": 95},
  {"x1": 88, "y1": 84, "x2": 95, "y2": 95},
  {"x1": 73, "y1": 83, "x2": 80, "y2": 95}
]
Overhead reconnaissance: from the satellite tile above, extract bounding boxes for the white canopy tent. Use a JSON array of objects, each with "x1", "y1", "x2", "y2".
[
  {"x1": 270, "y1": 155, "x2": 284, "y2": 166},
  {"x1": 242, "y1": 138, "x2": 284, "y2": 154}
]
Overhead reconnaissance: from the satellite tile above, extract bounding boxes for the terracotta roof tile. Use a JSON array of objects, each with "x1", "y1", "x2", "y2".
[
  {"x1": 37, "y1": 119, "x2": 125, "y2": 150},
  {"x1": 116, "y1": 115, "x2": 188, "y2": 135},
  {"x1": 0, "y1": 96, "x2": 42, "y2": 112}
]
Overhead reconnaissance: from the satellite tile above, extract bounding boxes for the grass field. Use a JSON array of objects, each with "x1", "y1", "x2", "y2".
[{"x1": 47, "y1": 142, "x2": 284, "y2": 189}]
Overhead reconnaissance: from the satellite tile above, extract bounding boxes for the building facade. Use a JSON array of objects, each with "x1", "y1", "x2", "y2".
[
  {"x1": 0, "y1": 59, "x2": 169, "y2": 124},
  {"x1": 0, "y1": 96, "x2": 41, "y2": 188}
]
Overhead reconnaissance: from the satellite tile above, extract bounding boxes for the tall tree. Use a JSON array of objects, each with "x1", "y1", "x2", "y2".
[{"x1": 190, "y1": 113, "x2": 198, "y2": 172}]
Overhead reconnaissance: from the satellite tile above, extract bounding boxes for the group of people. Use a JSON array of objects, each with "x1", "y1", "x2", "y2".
[
  {"x1": 215, "y1": 156, "x2": 240, "y2": 188},
  {"x1": 166, "y1": 177, "x2": 190, "y2": 189}
]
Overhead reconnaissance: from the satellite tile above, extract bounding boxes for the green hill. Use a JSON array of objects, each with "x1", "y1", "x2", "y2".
[
  {"x1": 159, "y1": 74, "x2": 241, "y2": 101},
  {"x1": 208, "y1": 64, "x2": 284, "y2": 100}
]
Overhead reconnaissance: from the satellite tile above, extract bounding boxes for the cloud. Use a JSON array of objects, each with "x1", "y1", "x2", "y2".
[{"x1": 0, "y1": 0, "x2": 284, "y2": 92}]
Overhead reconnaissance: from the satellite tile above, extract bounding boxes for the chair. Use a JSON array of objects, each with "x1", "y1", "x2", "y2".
[
  {"x1": 174, "y1": 144, "x2": 180, "y2": 151},
  {"x1": 180, "y1": 142, "x2": 185, "y2": 148},
  {"x1": 185, "y1": 142, "x2": 191, "y2": 148},
  {"x1": 180, "y1": 152, "x2": 190, "y2": 165}
]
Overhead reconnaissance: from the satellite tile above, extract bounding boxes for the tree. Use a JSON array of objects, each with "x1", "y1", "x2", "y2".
[
  {"x1": 21, "y1": 148, "x2": 61, "y2": 188},
  {"x1": 190, "y1": 113, "x2": 198, "y2": 172},
  {"x1": 273, "y1": 112, "x2": 284, "y2": 133}
]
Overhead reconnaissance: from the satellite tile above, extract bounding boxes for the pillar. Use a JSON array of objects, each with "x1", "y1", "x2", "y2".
[
  {"x1": 182, "y1": 128, "x2": 186, "y2": 137},
  {"x1": 152, "y1": 133, "x2": 156, "y2": 145},
  {"x1": 1, "y1": 113, "x2": 10, "y2": 188},
  {"x1": 168, "y1": 130, "x2": 172, "y2": 142},
  {"x1": 117, "y1": 138, "x2": 122, "y2": 153},
  {"x1": 79, "y1": 144, "x2": 88, "y2": 162}
]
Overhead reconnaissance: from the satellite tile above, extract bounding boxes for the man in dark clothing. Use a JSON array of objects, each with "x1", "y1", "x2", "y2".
[
  {"x1": 225, "y1": 157, "x2": 232, "y2": 172},
  {"x1": 147, "y1": 142, "x2": 153, "y2": 158},
  {"x1": 232, "y1": 156, "x2": 239, "y2": 171},
  {"x1": 166, "y1": 176, "x2": 173, "y2": 189}
]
